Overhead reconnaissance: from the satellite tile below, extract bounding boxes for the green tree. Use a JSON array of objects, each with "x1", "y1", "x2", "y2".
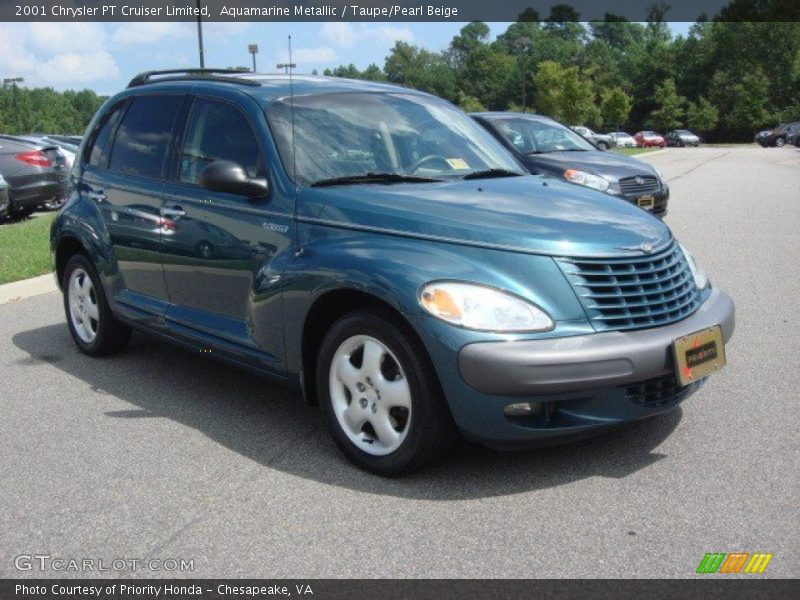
[
  {"x1": 457, "y1": 93, "x2": 486, "y2": 113},
  {"x1": 649, "y1": 78, "x2": 685, "y2": 131},
  {"x1": 686, "y1": 97, "x2": 719, "y2": 134},
  {"x1": 601, "y1": 87, "x2": 633, "y2": 130}
]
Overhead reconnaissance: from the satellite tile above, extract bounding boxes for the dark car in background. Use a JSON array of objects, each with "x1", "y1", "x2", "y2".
[
  {"x1": 0, "y1": 135, "x2": 68, "y2": 218},
  {"x1": 788, "y1": 128, "x2": 800, "y2": 147},
  {"x1": 755, "y1": 122, "x2": 800, "y2": 147},
  {"x1": 665, "y1": 130, "x2": 701, "y2": 147},
  {"x1": 472, "y1": 112, "x2": 669, "y2": 217}
]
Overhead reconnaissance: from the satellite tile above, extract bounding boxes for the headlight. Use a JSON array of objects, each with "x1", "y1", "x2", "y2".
[
  {"x1": 679, "y1": 243, "x2": 708, "y2": 290},
  {"x1": 419, "y1": 282, "x2": 554, "y2": 332},
  {"x1": 563, "y1": 169, "x2": 610, "y2": 192}
]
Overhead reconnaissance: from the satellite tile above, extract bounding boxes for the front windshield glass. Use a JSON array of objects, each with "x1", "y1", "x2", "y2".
[
  {"x1": 490, "y1": 117, "x2": 595, "y2": 153},
  {"x1": 265, "y1": 92, "x2": 523, "y2": 186}
]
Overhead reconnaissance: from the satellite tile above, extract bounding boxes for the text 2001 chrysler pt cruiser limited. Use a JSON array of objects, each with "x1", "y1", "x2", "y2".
[{"x1": 51, "y1": 71, "x2": 734, "y2": 475}]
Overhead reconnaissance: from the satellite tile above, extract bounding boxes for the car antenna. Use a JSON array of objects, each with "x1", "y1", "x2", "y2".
[{"x1": 288, "y1": 34, "x2": 297, "y2": 187}]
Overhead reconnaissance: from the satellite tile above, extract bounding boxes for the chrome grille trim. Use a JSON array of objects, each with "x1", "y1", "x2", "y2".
[
  {"x1": 619, "y1": 175, "x2": 660, "y2": 196},
  {"x1": 556, "y1": 240, "x2": 703, "y2": 332}
]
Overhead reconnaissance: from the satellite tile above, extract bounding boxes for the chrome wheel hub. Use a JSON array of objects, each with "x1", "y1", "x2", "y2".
[
  {"x1": 329, "y1": 335, "x2": 412, "y2": 456},
  {"x1": 68, "y1": 268, "x2": 99, "y2": 344}
]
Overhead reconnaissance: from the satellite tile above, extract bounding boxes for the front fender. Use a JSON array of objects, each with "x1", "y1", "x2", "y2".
[{"x1": 281, "y1": 223, "x2": 589, "y2": 378}]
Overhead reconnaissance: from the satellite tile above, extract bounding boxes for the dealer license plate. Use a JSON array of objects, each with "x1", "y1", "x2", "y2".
[
  {"x1": 673, "y1": 325, "x2": 726, "y2": 386},
  {"x1": 637, "y1": 195, "x2": 655, "y2": 209}
]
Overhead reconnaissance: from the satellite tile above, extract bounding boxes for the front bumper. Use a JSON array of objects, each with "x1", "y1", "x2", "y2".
[
  {"x1": 441, "y1": 288, "x2": 733, "y2": 446},
  {"x1": 459, "y1": 287, "x2": 733, "y2": 396}
]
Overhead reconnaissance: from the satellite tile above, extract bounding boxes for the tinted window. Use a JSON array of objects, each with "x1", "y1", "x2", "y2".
[
  {"x1": 109, "y1": 95, "x2": 182, "y2": 178},
  {"x1": 86, "y1": 102, "x2": 125, "y2": 168},
  {"x1": 179, "y1": 98, "x2": 262, "y2": 184}
]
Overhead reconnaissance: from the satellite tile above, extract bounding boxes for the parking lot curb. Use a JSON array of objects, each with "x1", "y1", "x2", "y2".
[{"x1": 0, "y1": 273, "x2": 58, "y2": 305}]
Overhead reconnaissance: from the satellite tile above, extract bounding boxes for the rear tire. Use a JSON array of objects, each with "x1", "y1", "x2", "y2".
[
  {"x1": 63, "y1": 254, "x2": 132, "y2": 356},
  {"x1": 775, "y1": 137, "x2": 786, "y2": 148},
  {"x1": 316, "y1": 307, "x2": 458, "y2": 475},
  {"x1": 9, "y1": 205, "x2": 34, "y2": 220},
  {"x1": 597, "y1": 141, "x2": 609, "y2": 150}
]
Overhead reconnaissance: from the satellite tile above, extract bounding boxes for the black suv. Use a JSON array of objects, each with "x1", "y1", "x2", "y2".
[{"x1": 755, "y1": 122, "x2": 800, "y2": 147}]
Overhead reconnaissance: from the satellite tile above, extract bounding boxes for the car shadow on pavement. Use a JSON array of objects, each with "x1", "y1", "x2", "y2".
[{"x1": 13, "y1": 324, "x2": 682, "y2": 500}]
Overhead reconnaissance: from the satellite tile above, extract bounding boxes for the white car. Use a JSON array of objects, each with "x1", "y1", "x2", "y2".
[{"x1": 609, "y1": 132, "x2": 638, "y2": 147}]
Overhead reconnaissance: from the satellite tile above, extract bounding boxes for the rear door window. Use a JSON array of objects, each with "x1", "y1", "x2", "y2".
[
  {"x1": 85, "y1": 101, "x2": 126, "y2": 168},
  {"x1": 109, "y1": 95, "x2": 182, "y2": 179}
]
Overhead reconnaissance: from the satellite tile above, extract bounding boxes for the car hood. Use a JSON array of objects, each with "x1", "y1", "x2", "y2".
[
  {"x1": 520, "y1": 150, "x2": 659, "y2": 181},
  {"x1": 297, "y1": 175, "x2": 670, "y2": 258}
]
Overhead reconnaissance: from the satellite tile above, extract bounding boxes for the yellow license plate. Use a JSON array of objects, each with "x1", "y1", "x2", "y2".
[
  {"x1": 637, "y1": 195, "x2": 655, "y2": 209},
  {"x1": 673, "y1": 325, "x2": 726, "y2": 386}
]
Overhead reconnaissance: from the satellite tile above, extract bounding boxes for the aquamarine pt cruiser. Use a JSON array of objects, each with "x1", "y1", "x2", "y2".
[{"x1": 51, "y1": 71, "x2": 735, "y2": 475}]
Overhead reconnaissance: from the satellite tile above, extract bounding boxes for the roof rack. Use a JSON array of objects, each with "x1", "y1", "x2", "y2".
[{"x1": 127, "y1": 69, "x2": 261, "y2": 88}]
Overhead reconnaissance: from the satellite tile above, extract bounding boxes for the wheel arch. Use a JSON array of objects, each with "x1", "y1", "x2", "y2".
[
  {"x1": 299, "y1": 288, "x2": 428, "y2": 406},
  {"x1": 55, "y1": 235, "x2": 90, "y2": 289}
]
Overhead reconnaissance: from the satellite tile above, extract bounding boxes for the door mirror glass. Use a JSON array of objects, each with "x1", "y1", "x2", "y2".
[{"x1": 198, "y1": 160, "x2": 269, "y2": 198}]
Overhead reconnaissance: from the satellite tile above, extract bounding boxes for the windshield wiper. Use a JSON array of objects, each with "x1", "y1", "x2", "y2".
[
  {"x1": 462, "y1": 168, "x2": 522, "y2": 180},
  {"x1": 311, "y1": 173, "x2": 442, "y2": 187}
]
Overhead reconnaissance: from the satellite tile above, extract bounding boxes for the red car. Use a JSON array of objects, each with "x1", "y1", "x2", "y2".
[{"x1": 634, "y1": 131, "x2": 666, "y2": 147}]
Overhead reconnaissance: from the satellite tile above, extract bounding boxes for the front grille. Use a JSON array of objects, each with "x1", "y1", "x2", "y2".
[
  {"x1": 619, "y1": 175, "x2": 660, "y2": 196},
  {"x1": 625, "y1": 374, "x2": 693, "y2": 407},
  {"x1": 556, "y1": 240, "x2": 703, "y2": 332}
]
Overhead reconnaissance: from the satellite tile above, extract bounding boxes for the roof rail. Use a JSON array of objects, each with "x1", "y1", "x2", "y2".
[{"x1": 127, "y1": 69, "x2": 261, "y2": 88}]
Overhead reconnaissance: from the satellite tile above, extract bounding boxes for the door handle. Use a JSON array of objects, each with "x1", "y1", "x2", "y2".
[
  {"x1": 86, "y1": 190, "x2": 106, "y2": 203},
  {"x1": 160, "y1": 206, "x2": 186, "y2": 220}
]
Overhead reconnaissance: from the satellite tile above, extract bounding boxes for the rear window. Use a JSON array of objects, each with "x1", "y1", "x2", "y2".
[{"x1": 109, "y1": 95, "x2": 182, "y2": 179}]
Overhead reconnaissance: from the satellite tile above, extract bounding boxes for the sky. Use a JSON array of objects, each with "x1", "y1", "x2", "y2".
[{"x1": 0, "y1": 21, "x2": 694, "y2": 95}]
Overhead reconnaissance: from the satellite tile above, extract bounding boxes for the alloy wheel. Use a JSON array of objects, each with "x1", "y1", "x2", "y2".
[
  {"x1": 68, "y1": 268, "x2": 99, "y2": 343},
  {"x1": 329, "y1": 335, "x2": 412, "y2": 456}
]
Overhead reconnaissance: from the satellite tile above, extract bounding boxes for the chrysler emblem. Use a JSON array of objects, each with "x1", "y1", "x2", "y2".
[
  {"x1": 635, "y1": 176, "x2": 645, "y2": 185},
  {"x1": 616, "y1": 241, "x2": 658, "y2": 254}
]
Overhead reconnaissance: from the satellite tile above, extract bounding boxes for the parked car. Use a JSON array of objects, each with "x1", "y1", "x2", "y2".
[
  {"x1": 755, "y1": 122, "x2": 800, "y2": 147},
  {"x1": 472, "y1": 113, "x2": 669, "y2": 217},
  {"x1": 608, "y1": 132, "x2": 637, "y2": 147},
  {"x1": 0, "y1": 173, "x2": 9, "y2": 218},
  {"x1": 46, "y1": 134, "x2": 83, "y2": 147},
  {"x1": 570, "y1": 125, "x2": 614, "y2": 150},
  {"x1": 665, "y1": 130, "x2": 701, "y2": 147},
  {"x1": 0, "y1": 135, "x2": 68, "y2": 218},
  {"x1": 634, "y1": 131, "x2": 666, "y2": 147},
  {"x1": 52, "y1": 70, "x2": 734, "y2": 475},
  {"x1": 788, "y1": 128, "x2": 800, "y2": 147}
]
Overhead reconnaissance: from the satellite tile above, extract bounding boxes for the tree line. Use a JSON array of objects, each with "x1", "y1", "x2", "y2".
[
  {"x1": 322, "y1": 14, "x2": 800, "y2": 141},
  {"x1": 0, "y1": 85, "x2": 106, "y2": 135}
]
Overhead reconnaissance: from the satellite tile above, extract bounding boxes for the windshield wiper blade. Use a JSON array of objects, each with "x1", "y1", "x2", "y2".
[
  {"x1": 311, "y1": 173, "x2": 442, "y2": 187},
  {"x1": 462, "y1": 168, "x2": 522, "y2": 180}
]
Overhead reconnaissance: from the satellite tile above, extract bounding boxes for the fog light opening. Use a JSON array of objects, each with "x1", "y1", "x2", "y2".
[{"x1": 504, "y1": 402, "x2": 542, "y2": 417}]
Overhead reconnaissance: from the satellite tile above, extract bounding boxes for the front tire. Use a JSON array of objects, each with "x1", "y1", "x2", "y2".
[
  {"x1": 63, "y1": 254, "x2": 132, "y2": 356},
  {"x1": 316, "y1": 308, "x2": 458, "y2": 475},
  {"x1": 597, "y1": 141, "x2": 609, "y2": 150},
  {"x1": 775, "y1": 137, "x2": 786, "y2": 148}
]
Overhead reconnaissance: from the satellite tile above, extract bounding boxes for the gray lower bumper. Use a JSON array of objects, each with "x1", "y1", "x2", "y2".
[{"x1": 458, "y1": 287, "x2": 734, "y2": 396}]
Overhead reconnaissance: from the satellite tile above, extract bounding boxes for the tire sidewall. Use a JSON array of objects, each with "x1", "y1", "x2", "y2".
[{"x1": 316, "y1": 310, "x2": 445, "y2": 475}]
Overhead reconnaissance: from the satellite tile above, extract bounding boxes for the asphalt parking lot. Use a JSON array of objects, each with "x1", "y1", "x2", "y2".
[{"x1": 1, "y1": 146, "x2": 798, "y2": 579}]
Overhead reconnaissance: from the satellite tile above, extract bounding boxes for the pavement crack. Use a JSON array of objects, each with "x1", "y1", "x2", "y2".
[{"x1": 666, "y1": 151, "x2": 730, "y2": 183}]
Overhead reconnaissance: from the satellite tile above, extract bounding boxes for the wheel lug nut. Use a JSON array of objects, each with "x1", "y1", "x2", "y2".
[
  {"x1": 371, "y1": 403, "x2": 377, "y2": 414},
  {"x1": 359, "y1": 398, "x2": 368, "y2": 408},
  {"x1": 356, "y1": 382, "x2": 366, "y2": 392}
]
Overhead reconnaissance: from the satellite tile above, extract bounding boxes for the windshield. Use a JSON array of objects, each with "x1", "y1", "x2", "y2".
[
  {"x1": 265, "y1": 92, "x2": 523, "y2": 186},
  {"x1": 489, "y1": 117, "x2": 596, "y2": 153}
]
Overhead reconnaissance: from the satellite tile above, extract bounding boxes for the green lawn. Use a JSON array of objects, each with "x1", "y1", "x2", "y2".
[
  {"x1": 0, "y1": 213, "x2": 55, "y2": 285},
  {"x1": 612, "y1": 147, "x2": 663, "y2": 156}
]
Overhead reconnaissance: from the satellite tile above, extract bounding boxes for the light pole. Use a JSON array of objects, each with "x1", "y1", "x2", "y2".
[
  {"x1": 514, "y1": 37, "x2": 531, "y2": 112},
  {"x1": 196, "y1": 0, "x2": 204, "y2": 68},
  {"x1": 248, "y1": 44, "x2": 259, "y2": 72},
  {"x1": 276, "y1": 63, "x2": 296, "y2": 75}
]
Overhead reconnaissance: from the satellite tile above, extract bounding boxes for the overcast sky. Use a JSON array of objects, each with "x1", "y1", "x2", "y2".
[{"x1": 0, "y1": 21, "x2": 693, "y2": 94}]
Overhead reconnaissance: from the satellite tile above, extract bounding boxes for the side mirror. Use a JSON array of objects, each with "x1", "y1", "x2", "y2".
[{"x1": 198, "y1": 160, "x2": 269, "y2": 199}]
